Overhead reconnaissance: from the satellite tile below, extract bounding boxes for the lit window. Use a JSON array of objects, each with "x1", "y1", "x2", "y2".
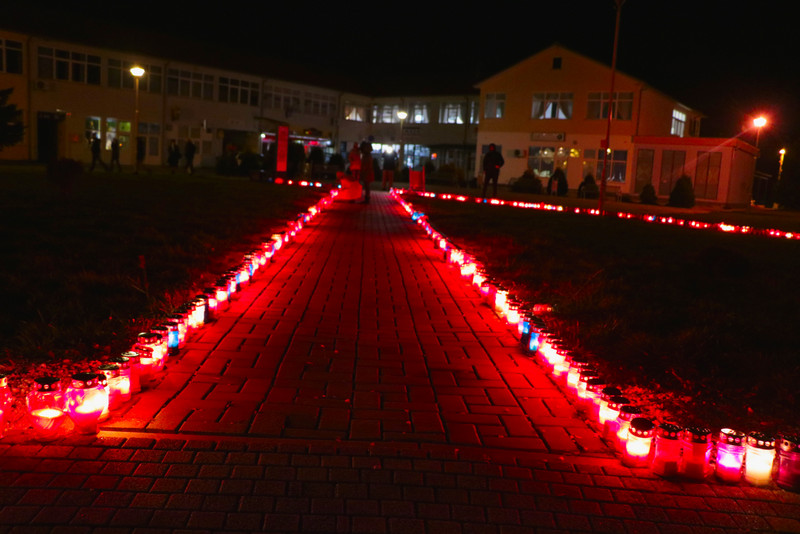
[
  {"x1": 671, "y1": 109, "x2": 687, "y2": 137},
  {"x1": 439, "y1": 103, "x2": 463, "y2": 124},
  {"x1": 344, "y1": 102, "x2": 366, "y2": 122},
  {"x1": 532, "y1": 93, "x2": 573, "y2": 119},
  {"x1": 410, "y1": 104, "x2": 429, "y2": 124},
  {"x1": 371, "y1": 104, "x2": 401, "y2": 124},
  {"x1": 484, "y1": 93, "x2": 505, "y2": 119}
]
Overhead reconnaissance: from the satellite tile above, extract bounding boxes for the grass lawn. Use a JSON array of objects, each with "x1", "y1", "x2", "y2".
[
  {"x1": 410, "y1": 192, "x2": 800, "y2": 435},
  {"x1": 0, "y1": 164, "x2": 326, "y2": 370}
]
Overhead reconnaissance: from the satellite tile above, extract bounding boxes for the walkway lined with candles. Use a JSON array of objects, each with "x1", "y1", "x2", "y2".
[{"x1": 1, "y1": 190, "x2": 799, "y2": 533}]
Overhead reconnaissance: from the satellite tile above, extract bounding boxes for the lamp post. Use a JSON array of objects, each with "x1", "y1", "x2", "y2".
[
  {"x1": 130, "y1": 65, "x2": 145, "y2": 173},
  {"x1": 598, "y1": 0, "x2": 625, "y2": 212},
  {"x1": 397, "y1": 110, "x2": 408, "y2": 171}
]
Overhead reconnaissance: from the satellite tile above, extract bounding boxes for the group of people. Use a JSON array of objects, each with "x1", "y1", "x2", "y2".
[
  {"x1": 87, "y1": 135, "x2": 196, "y2": 174},
  {"x1": 344, "y1": 142, "x2": 399, "y2": 203},
  {"x1": 167, "y1": 139, "x2": 196, "y2": 174}
]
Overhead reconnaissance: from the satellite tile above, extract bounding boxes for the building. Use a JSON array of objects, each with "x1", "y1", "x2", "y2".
[
  {"x1": 0, "y1": 27, "x2": 478, "y2": 178},
  {"x1": 474, "y1": 44, "x2": 756, "y2": 206}
]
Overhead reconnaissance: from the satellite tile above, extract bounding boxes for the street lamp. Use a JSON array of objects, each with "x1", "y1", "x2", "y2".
[
  {"x1": 753, "y1": 116, "x2": 767, "y2": 148},
  {"x1": 130, "y1": 65, "x2": 145, "y2": 173},
  {"x1": 397, "y1": 110, "x2": 408, "y2": 171}
]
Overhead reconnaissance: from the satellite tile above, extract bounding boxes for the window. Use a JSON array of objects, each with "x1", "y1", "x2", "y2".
[
  {"x1": 584, "y1": 148, "x2": 628, "y2": 182},
  {"x1": 587, "y1": 92, "x2": 633, "y2": 120},
  {"x1": 695, "y1": 151, "x2": 721, "y2": 200},
  {"x1": 344, "y1": 102, "x2": 366, "y2": 122},
  {"x1": 484, "y1": 93, "x2": 505, "y2": 119},
  {"x1": 167, "y1": 69, "x2": 214, "y2": 100},
  {"x1": 264, "y1": 85, "x2": 301, "y2": 112},
  {"x1": 659, "y1": 149, "x2": 686, "y2": 195},
  {"x1": 139, "y1": 122, "x2": 161, "y2": 157},
  {"x1": 84, "y1": 116, "x2": 101, "y2": 144},
  {"x1": 1, "y1": 39, "x2": 23, "y2": 74},
  {"x1": 531, "y1": 92, "x2": 573, "y2": 119},
  {"x1": 303, "y1": 92, "x2": 337, "y2": 116},
  {"x1": 439, "y1": 103, "x2": 464, "y2": 124},
  {"x1": 371, "y1": 104, "x2": 401, "y2": 124},
  {"x1": 528, "y1": 146, "x2": 556, "y2": 177},
  {"x1": 552, "y1": 57, "x2": 562, "y2": 70},
  {"x1": 634, "y1": 149, "x2": 654, "y2": 193},
  {"x1": 219, "y1": 77, "x2": 259, "y2": 106},
  {"x1": 38, "y1": 47, "x2": 100, "y2": 84},
  {"x1": 409, "y1": 104, "x2": 429, "y2": 124},
  {"x1": 469, "y1": 101, "x2": 480, "y2": 124},
  {"x1": 671, "y1": 109, "x2": 687, "y2": 137}
]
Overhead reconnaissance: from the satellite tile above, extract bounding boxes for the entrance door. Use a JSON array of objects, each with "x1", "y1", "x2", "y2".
[{"x1": 37, "y1": 115, "x2": 60, "y2": 163}]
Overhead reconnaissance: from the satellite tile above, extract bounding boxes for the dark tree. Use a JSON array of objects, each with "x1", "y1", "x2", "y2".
[{"x1": 0, "y1": 88, "x2": 24, "y2": 151}]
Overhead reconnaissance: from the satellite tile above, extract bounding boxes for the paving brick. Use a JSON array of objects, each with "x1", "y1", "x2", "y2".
[{"x1": 1, "y1": 193, "x2": 797, "y2": 534}]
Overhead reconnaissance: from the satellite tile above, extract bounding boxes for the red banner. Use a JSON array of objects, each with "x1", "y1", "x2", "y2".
[{"x1": 276, "y1": 125, "x2": 288, "y2": 173}]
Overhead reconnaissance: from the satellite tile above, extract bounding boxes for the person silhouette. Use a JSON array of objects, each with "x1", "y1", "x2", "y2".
[
  {"x1": 481, "y1": 143, "x2": 504, "y2": 198},
  {"x1": 89, "y1": 134, "x2": 108, "y2": 172}
]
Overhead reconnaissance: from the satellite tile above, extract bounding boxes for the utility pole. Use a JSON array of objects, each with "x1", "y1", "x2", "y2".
[{"x1": 599, "y1": 0, "x2": 624, "y2": 211}]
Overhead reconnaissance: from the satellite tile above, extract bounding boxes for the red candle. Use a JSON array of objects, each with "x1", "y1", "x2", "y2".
[
  {"x1": 651, "y1": 423, "x2": 681, "y2": 477},
  {"x1": 679, "y1": 427, "x2": 712, "y2": 480},
  {"x1": 65, "y1": 373, "x2": 108, "y2": 434},
  {"x1": 623, "y1": 417, "x2": 655, "y2": 467},
  {"x1": 27, "y1": 376, "x2": 66, "y2": 440}
]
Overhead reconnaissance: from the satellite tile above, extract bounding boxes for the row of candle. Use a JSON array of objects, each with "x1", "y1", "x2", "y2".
[
  {"x1": 2, "y1": 190, "x2": 337, "y2": 441},
  {"x1": 391, "y1": 190, "x2": 800, "y2": 492},
  {"x1": 393, "y1": 188, "x2": 800, "y2": 241}
]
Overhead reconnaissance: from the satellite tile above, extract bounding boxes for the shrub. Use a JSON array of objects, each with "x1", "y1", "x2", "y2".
[
  {"x1": 46, "y1": 158, "x2": 83, "y2": 193},
  {"x1": 639, "y1": 184, "x2": 658, "y2": 205},
  {"x1": 510, "y1": 170, "x2": 543, "y2": 194},
  {"x1": 668, "y1": 175, "x2": 695, "y2": 208}
]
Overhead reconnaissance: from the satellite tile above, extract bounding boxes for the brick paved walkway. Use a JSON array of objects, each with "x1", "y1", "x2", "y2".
[{"x1": 1, "y1": 191, "x2": 799, "y2": 533}]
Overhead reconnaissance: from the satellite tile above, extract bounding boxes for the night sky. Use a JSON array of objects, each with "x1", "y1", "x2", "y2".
[{"x1": 7, "y1": 1, "x2": 799, "y2": 174}]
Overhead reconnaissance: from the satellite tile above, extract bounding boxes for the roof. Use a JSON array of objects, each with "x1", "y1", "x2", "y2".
[{"x1": 474, "y1": 43, "x2": 703, "y2": 116}]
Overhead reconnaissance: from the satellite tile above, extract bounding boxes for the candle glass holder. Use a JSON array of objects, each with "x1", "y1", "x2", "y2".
[
  {"x1": 651, "y1": 423, "x2": 681, "y2": 477},
  {"x1": 776, "y1": 435, "x2": 800, "y2": 492},
  {"x1": 66, "y1": 373, "x2": 108, "y2": 434},
  {"x1": 121, "y1": 351, "x2": 141, "y2": 394},
  {"x1": 97, "y1": 363, "x2": 124, "y2": 411},
  {"x1": 715, "y1": 428, "x2": 746, "y2": 483},
  {"x1": 613, "y1": 404, "x2": 642, "y2": 452},
  {"x1": 0, "y1": 374, "x2": 10, "y2": 438},
  {"x1": 679, "y1": 427, "x2": 712, "y2": 480},
  {"x1": 109, "y1": 355, "x2": 132, "y2": 403},
  {"x1": 744, "y1": 432, "x2": 776, "y2": 486},
  {"x1": 623, "y1": 417, "x2": 655, "y2": 467},
  {"x1": 27, "y1": 376, "x2": 66, "y2": 440}
]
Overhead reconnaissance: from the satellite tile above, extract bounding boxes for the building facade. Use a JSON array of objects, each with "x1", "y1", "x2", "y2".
[
  {"x1": 0, "y1": 28, "x2": 478, "y2": 177},
  {"x1": 474, "y1": 44, "x2": 757, "y2": 206}
]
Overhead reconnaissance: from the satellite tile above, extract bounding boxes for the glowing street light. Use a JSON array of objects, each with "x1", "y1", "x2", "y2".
[
  {"x1": 130, "y1": 65, "x2": 145, "y2": 173},
  {"x1": 753, "y1": 116, "x2": 767, "y2": 148},
  {"x1": 397, "y1": 110, "x2": 408, "y2": 171}
]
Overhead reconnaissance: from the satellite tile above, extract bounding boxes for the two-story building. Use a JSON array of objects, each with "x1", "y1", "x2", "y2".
[
  {"x1": 475, "y1": 44, "x2": 757, "y2": 206},
  {"x1": 0, "y1": 26, "x2": 479, "y2": 178}
]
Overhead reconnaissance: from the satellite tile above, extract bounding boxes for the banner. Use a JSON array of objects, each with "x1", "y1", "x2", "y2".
[{"x1": 276, "y1": 125, "x2": 288, "y2": 173}]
